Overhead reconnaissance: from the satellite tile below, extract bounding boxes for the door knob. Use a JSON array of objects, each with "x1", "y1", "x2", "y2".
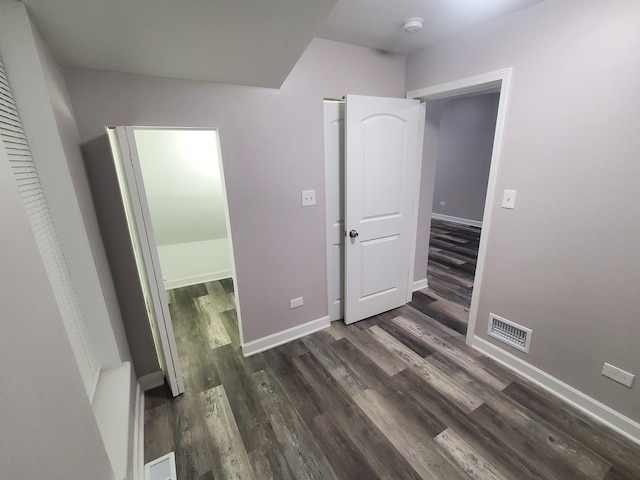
[{"x1": 349, "y1": 229, "x2": 359, "y2": 238}]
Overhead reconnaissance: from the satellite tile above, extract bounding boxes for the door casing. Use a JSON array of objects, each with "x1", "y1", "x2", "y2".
[{"x1": 406, "y1": 68, "x2": 513, "y2": 345}]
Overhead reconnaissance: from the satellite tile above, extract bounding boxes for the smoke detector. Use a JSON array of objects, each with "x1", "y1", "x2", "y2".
[{"x1": 403, "y1": 17, "x2": 424, "y2": 33}]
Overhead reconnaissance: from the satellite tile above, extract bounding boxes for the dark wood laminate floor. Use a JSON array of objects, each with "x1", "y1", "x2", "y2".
[
  {"x1": 410, "y1": 219, "x2": 481, "y2": 336},
  {"x1": 144, "y1": 279, "x2": 640, "y2": 480}
]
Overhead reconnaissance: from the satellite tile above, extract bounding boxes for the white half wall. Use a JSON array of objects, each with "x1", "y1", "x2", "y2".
[{"x1": 159, "y1": 238, "x2": 232, "y2": 290}]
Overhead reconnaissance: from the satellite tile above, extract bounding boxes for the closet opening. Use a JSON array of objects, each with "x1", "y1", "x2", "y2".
[{"x1": 107, "y1": 126, "x2": 242, "y2": 397}]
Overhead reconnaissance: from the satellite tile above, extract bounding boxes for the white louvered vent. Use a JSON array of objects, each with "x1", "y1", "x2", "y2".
[
  {"x1": 487, "y1": 313, "x2": 532, "y2": 353},
  {"x1": 145, "y1": 452, "x2": 177, "y2": 480},
  {"x1": 0, "y1": 58, "x2": 100, "y2": 398}
]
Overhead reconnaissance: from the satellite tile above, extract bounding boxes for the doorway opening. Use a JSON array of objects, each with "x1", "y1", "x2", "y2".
[
  {"x1": 410, "y1": 92, "x2": 500, "y2": 335},
  {"x1": 407, "y1": 68, "x2": 512, "y2": 344},
  {"x1": 107, "y1": 127, "x2": 242, "y2": 397}
]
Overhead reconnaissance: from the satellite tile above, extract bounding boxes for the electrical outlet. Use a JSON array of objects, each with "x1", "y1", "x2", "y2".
[
  {"x1": 301, "y1": 190, "x2": 316, "y2": 207},
  {"x1": 289, "y1": 297, "x2": 304, "y2": 309},
  {"x1": 602, "y1": 362, "x2": 635, "y2": 388}
]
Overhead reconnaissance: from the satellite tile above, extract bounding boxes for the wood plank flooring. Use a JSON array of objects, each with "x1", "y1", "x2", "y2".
[
  {"x1": 144, "y1": 279, "x2": 640, "y2": 479},
  {"x1": 410, "y1": 219, "x2": 481, "y2": 335}
]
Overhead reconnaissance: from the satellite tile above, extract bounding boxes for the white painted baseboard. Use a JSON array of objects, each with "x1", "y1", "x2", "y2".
[
  {"x1": 138, "y1": 371, "x2": 165, "y2": 391},
  {"x1": 470, "y1": 335, "x2": 640, "y2": 446},
  {"x1": 432, "y1": 213, "x2": 482, "y2": 228},
  {"x1": 163, "y1": 270, "x2": 232, "y2": 291},
  {"x1": 412, "y1": 278, "x2": 428, "y2": 292},
  {"x1": 242, "y1": 316, "x2": 331, "y2": 357}
]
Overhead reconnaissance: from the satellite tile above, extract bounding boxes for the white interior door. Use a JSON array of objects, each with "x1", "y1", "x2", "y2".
[
  {"x1": 324, "y1": 101, "x2": 345, "y2": 321},
  {"x1": 344, "y1": 95, "x2": 422, "y2": 324},
  {"x1": 112, "y1": 126, "x2": 185, "y2": 396}
]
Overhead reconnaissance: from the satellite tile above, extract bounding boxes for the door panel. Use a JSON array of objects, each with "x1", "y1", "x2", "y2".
[
  {"x1": 345, "y1": 95, "x2": 421, "y2": 324},
  {"x1": 361, "y1": 115, "x2": 405, "y2": 218}
]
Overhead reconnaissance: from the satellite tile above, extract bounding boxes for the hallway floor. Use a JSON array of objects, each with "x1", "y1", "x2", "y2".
[
  {"x1": 144, "y1": 280, "x2": 640, "y2": 479},
  {"x1": 410, "y1": 219, "x2": 480, "y2": 335}
]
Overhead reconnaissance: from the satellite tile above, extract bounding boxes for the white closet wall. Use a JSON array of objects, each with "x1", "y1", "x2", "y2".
[{"x1": 134, "y1": 129, "x2": 231, "y2": 290}]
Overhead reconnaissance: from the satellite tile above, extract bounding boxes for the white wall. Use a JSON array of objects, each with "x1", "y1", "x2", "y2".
[
  {"x1": 134, "y1": 128, "x2": 233, "y2": 289},
  {"x1": 65, "y1": 38, "x2": 406, "y2": 344},
  {"x1": 134, "y1": 129, "x2": 228, "y2": 245},
  {"x1": 407, "y1": 0, "x2": 640, "y2": 423},
  {"x1": 158, "y1": 239, "x2": 232, "y2": 290},
  {"x1": 0, "y1": 101, "x2": 113, "y2": 480}
]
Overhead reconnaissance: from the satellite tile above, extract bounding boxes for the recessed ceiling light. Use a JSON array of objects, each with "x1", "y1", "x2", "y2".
[{"x1": 403, "y1": 17, "x2": 424, "y2": 33}]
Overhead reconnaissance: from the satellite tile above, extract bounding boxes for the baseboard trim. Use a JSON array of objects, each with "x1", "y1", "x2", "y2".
[
  {"x1": 163, "y1": 270, "x2": 232, "y2": 291},
  {"x1": 470, "y1": 335, "x2": 640, "y2": 446},
  {"x1": 132, "y1": 384, "x2": 145, "y2": 480},
  {"x1": 138, "y1": 371, "x2": 164, "y2": 391},
  {"x1": 432, "y1": 213, "x2": 482, "y2": 228},
  {"x1": 412, "y1": 278, "x2": 428, "y2": 292},
  {"x1": 242, "y1": 315, "x2": 331, "y2": 357}
]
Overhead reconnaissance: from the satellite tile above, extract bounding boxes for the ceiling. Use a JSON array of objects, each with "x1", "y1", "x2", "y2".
[
  {"x1": 22, "y1": 0, "x2": 338, "y2": 88},
  {"x1": 318, "y1": 0, "x2": 542, "y2": 55},
  {"x1": 22, "y1": 0, "x2": 542, "y2": 89}
]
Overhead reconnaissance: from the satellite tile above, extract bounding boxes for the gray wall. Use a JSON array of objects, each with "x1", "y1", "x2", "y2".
[
  {"x1": 84, "y1": 134, "x2": 161, "y2": 377},
  {"x1": 413, "y1": 99, "x2": 446, "y2": 283},
  {"x1": 432, "y1": 93, "x2": 499, "y2": 223},
  {"x1": 65, "y1": 38, "x2": 406, "y2": 343},
  {"x1": 407, "y1": 0, "x2": 640, "y2": 421},
  {"x1": 0, "y1": 136, "x2": 113, "y2": 480}
]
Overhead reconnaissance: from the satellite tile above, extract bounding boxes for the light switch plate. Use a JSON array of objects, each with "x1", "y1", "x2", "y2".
[
  {"x1": 301, "y1": 190, "x2": 316, "y2": 207},
  {"x1": 502, "y1": 189, "x2": 517, "y2": 209}
]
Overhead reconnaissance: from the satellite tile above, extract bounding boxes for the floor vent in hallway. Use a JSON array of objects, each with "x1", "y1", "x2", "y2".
[
  {"x1": 488, "y1": 313, "x2": 532, "y2": 353},
  {"x1": 144, "y1": 452, "x2": 177, "y2": 480}
]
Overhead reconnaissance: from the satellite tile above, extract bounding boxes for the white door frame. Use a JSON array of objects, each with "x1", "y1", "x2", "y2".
[
  {"x1": 323, "y1": 100, "x2": 345, "y2": 321},
  {"x1": 113, "y1": 126, "x2": 185, "y2": 396},
  {"x1": 405, "y1": 68, "x2": 513, "y2": 345}
]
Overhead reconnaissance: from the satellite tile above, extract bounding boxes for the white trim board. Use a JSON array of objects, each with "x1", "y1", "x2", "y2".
[
  {"x1": 432, "y1": 213, "x2": 482, "y2": 228},
  {"x1": 406, "y1": 102, "x2": 427, "y2": 303},
  {"x1": 413, "y1": 278, "x2": 428, "y2": 292},
  {"x1": 138, "y1": 371, "x2": 165, "y2": 391},
  {"x1": 133, "y1": 385, "x2": 145, "y2": 480},
  {"x1": 471, "y1": 335, "x2": 640, "y2": 446},
  {"x1": 163, "y1": 270, "x2": 232, "y2": 291},
  {"x1": 242, "y1": 316, "x2": 330, "y2": 357}
]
